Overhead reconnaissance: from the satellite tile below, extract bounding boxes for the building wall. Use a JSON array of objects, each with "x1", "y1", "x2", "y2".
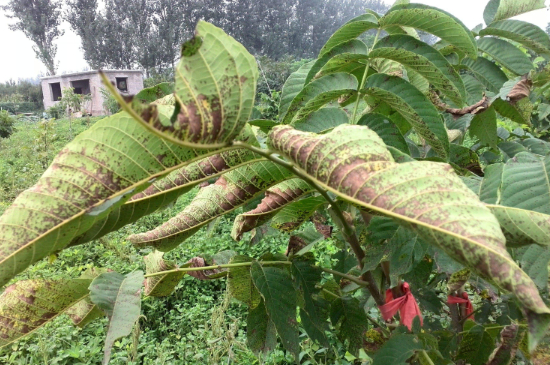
[{"x1": 41, "y1": 70, "x2": 144, "y2": 116}]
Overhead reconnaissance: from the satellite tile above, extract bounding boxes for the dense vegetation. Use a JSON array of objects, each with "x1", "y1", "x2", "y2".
[{"x1": 2, "y1": 1, "x2": 550, "y2": 365}]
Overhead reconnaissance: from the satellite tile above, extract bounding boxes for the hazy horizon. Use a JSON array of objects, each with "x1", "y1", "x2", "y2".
[{"x1": 0, "y1": 0, "x2": 548, "y2": 83}]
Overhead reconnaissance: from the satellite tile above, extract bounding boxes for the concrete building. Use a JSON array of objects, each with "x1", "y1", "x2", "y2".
[{"x1": 40, "y1": 70, "x2": 144, "y2": 116}]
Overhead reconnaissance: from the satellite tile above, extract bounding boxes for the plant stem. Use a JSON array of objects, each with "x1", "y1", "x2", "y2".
[
  {"x1": 365, "y1": 313, "x2": 391, "y2": 337},
  {"x1": 143, "y1": 261, "x2": 291, "y2": 278},
  {"x1": 351, "y1": 28, "x2": 381, "y2": 124},
  {"x1": 322, "y1": 267, "x2": 369, "y2": 287},
  {"x1": 419, "y1": 350, "x2": 435, "y2": 365}
]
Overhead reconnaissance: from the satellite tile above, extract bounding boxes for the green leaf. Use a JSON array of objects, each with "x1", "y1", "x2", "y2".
[
  {"x1": 89, "y1": 271, "x2": 144, "y2": 365},
  {"x1": 477, "y1": 38, "x2": 534, "y2": 76},
  {"x1": 499, "y1": 141, "x2": 528, "y2": 159},
  {"x1": 68, "y1": 126, "x2": 263, "y2": 247},
  {"x1": 387, "y1": 227, "x2": 429, "y2": 286},
  {"x1": 379, "y1": 4, "x2": 477, "y2": 58},
  {"x1": 516, "y1": 244, "x2": 550, "y2": 290},
  {"x1": 372, "y1": 334, "x2": 422, "y2": 365},
  {"x1": 457, "y1": 325, "x2": 496, "y2": 365},
  {"x1": 330, "y1": 296, "x2": 369, "y2": 354},
  {"x1": 484, "y1": 0, "x2": 546, "y2": 25},
  {"x1": 271, "y1": 196, "x2": 327, "y2": 233},
  {"x1": 0, "y1": 278, "x2": 92, "y2": 347},
  {"x1": 133, "y1": 82, "x2": 173, "y2": 104},
  {"x1": 143, "y1": 251, "x2": 188, "y2": 297},
  {"x1": 364, "y1": 74, "x2": 449, "y2": 159},
  {"x1": 487, "y1": 205, "x2": 550, "y2": 247},
  {"x1": 0, "y1": 109, "x2": 228, "y2": 288},
  {"x1": 462, "y1": 74, "x2": 484, "y2": 105},
  {"x1": 479, "y1": 20, "x2": 550, "y2": 55},
  {"x1": 358, "y1": 113, "x2": 409, "y2": 154},
  {"x1": 246, "y1": 299, "x2": 277, "y2": 355},
  {"x1": 227, "y1": 255, "x2": 261, "y2": 308},
  {"x1": 247, "y1": 119, "x2": 278, "y2": 133},
  {"x1": 282, "y1": 73, "x2": 358, "y2": 124},
  {"x1": 127, "y1": 161, "x2": 293, "y2": 251},
  {"x1": 500, "y1": 153, "x2": 550, "y2": 214},
  {"x1": 492, "y1": 98, "x2": 531, "y2": 125},
  {"x1": 251, "y1": 261, "x2": 299, "y2": 357},
  {"x1": 480, "y1": 163, "x2": 504, "y2": 204},
  {"x1": 319, "y1": 13, "x2": 379, "y2": 56},
  {"x1": 137, "y1": 21, "x2": 258, "y2": 148},
  {"x1": 485, "y1": 324, "x2": 525, "y2": 365},
  {"x1": 370, "y1": 35, "x2": 466, "y2": 105},
  {"x1": 279, "y1": 61, "x2": 315, "y2": 121},
  {"x1": 66, "y1": 297, "x2": 105, "y2": 328},
  {"x1": 315, "y1": 53, "x2": 369, "y2": 80},
  {"x1": 231, "y1": 178, "x2": 314, "y2": 241},
  {"x1": 268, "y1": 125, "x2": 550, "y2": 350},
  {"x1": 469, "y1": 107, "x2": 498, "y2": 149},
  {"x1": 462, "y1": 57, "x2": 509, "y2": 93},
  {"x1": 292, "y1": 107, "x2": 349, "y2": 134},
  {"x1": 66, "y1": 267, "x2": 109, "y2": 328},
  {"x1": 306, "y1": 39, "x2": 368, "y2": 84},
  {"x1": 292, "y1": 258, "x2": 329, "y2": 346}
]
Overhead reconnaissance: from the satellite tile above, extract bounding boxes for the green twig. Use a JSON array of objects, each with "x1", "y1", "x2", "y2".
[
  {"x1": 351, "y1": 28, "x2": 381, "y2": 124},
  {"x1": 322, "y1": 267, "x2": 370, "y2": 287},
  {"x1": 143, "y1": 261, "x2": 290, "y2": 278},
  {"x1": 419, "y1": 350, "x2": 435, "y2": 365}
]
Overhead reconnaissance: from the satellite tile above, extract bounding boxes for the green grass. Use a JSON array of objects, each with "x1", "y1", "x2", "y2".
[{"x1": 0, "y1": 116, "x2": 355, "y2": 365}]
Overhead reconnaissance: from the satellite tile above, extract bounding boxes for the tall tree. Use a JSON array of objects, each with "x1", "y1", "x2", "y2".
[
  {"x1": 65, "y1": 0, "x2": 107, "y2": 69},
  {"x1": 2, "y1": 0, "x2": 64, "y2": 75}
]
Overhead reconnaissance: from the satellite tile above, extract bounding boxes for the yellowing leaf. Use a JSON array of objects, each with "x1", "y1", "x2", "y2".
[{"x1": 268, "y1": 124, "x2": 550, "y2": 350}]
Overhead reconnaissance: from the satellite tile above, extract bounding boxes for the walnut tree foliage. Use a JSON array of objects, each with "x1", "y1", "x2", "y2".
[{"x1": 2, "y1": 0, "x2": 550, "y2": 364}]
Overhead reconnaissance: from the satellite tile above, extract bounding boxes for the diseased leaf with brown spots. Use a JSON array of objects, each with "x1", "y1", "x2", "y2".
[
  {"x1": 487, "y1": 205, "x2": 550, "y2": 247},
  {"x1": 227, "y1": 255, "x2": 261, "y2": 308},
  {"x1": 483, "y1": 0, "x2": 546, "y2": 25},
  {"x1": 270, "y1": 196, "x2": 327, "y2": 232},
  {"x1": 127, "y1": 161, "x2": 294, "y2": 251},
  {"x1": 68, "y1": 125, "x2": 264, "y2": 247},
  {"x1": 486, "y1": 324, "x2": 525, "y2": 365},
  {"x1": 0, "y1": 278, "x2": 92, "y2": 347},
  {"x1": 267, "y1": 124, "x2": 550, "y2": 351},
  {"x1": 144, "y1": 251, "x2": 189, "y2": 297},
  {"x1": 139, "y1": 21, "x2": 258, "y2": 148},
  {"x1": 231, "y1": 178, "x2": 314, "y2": 241},
  {"x1": 66, "y1": 267, "x2": 110, "y2": 328},
  {"x1": 0, "y1": 108, "x2": 235, "y2": 288}
]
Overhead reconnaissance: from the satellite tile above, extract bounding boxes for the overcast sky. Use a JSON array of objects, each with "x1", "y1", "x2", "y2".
[{"x1": 0, "y1": 0, "x2": 548, "y2": 83}]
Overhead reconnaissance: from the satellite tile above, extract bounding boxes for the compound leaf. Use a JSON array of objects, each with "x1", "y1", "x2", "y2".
[
  {"x1": 89, "y1": 271, "x2": 144, "y2": 365},
  {"x1": 479, "y1": 20, "x2": 550, "y2": 56},
  {"x1": 268, "y1": 125, "x2": 550, "y2": 350},
  {"x1": 370, "y1": 35, "x2": 466, "y2": 105},
  {"x1": 127, "y1": 161, "x2": 293, "y2": 251},
  {"x1": 364, "y1": 74, "x2": 449, "y2": 159}
]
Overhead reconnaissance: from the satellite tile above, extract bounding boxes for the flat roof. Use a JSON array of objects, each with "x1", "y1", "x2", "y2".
[{"x1": 40, "y1": 69, "x2": 143, "y2": 80}]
